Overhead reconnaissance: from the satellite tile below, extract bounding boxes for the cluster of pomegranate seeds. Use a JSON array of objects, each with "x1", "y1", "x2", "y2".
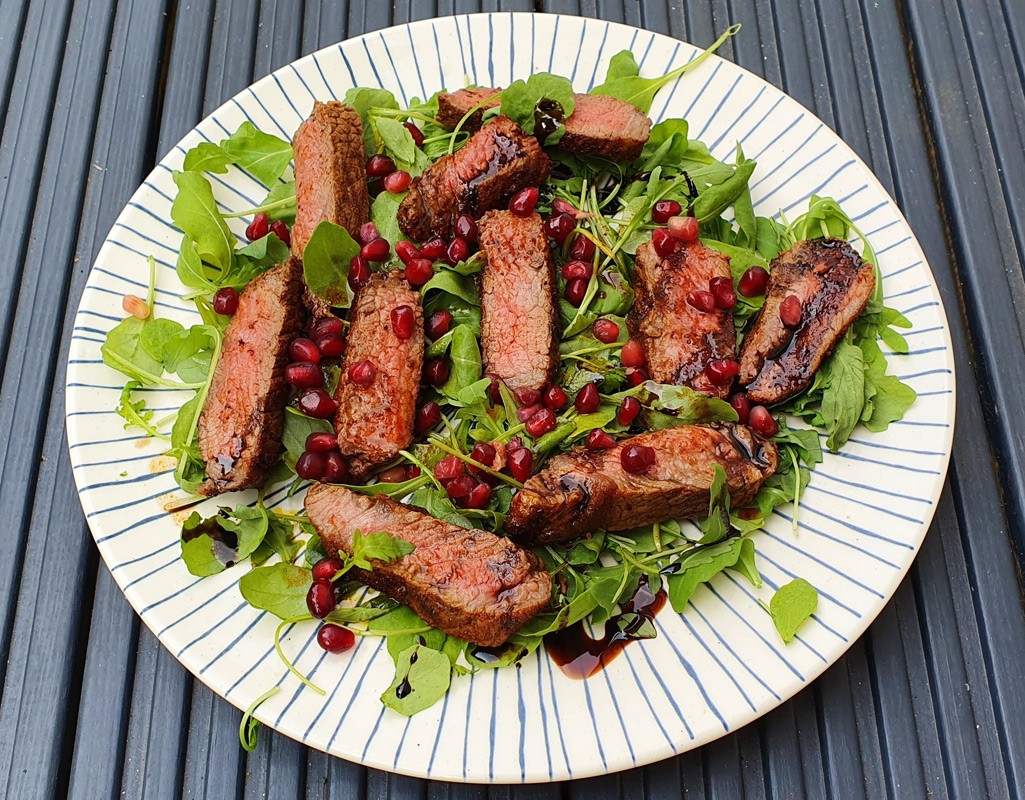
[
  {"x1": 432, "y1": 453, "x2": 498, "y2": 508},
  {"x1": 246, "y1": 212, "x2": 270, "y2": 241},
  {"x1": 621, "y1": 443, "x2": 656, "y2": 474},
  {"x1": 592, "y1": 319, "x2": 620, "y2": 343},
  {"x1": 709, "y1": 276, "x2": 737, "y2": 309},
  {"x1": 575, "y1": 382, "x2": 600, "y2": 413},
  {"x1": 424, "y1": 358, "x2": 450, "y2": 387},
  {"x1": 297, "y1": 432, "x2": 348, "y2": 482},
  {"x1": 317, "y1": 623, "x2": 355, "y2": 653},
  {"x1": 651, "y1": 200, "x2": 682, "y2": 224},
  {"x1": 213, "y1": 287, "x2": 239, "y2": 316},
  {"x1": 651, "y1": 228, "x2": 678, "y2": 257},
  {"x1": 738, "y1": 266, "x2": 769, "y2": 297},
  {"x1": 586, "y1": 428, "x2": 616, "y2": 450},
  {"x1": 426, "y1": 309, "x2": 452, "y2": 340},
  {"x1": 391, "y1": 305, "x2": 415, "y2": 339},
  {"x1": 454, "y1": 214, "x2": 478, "y2": 243},
  {"x1": 366, "y1": 155, "x2": 395, "y2": 178},
  {"x1": 780, "y1": 294, "x2": 803, "y2": 327},
  {"x1": 360, "y1": 237, "x2": 390, "y2": 262},
  {"x1": 348, "y1": 257, "x2": 370, "y2": 291},
  {"x1": 509, "y1": 187, "x2": 539, "y2": 217},
  {"x1": 564, "y1": 278, "x2": 587, "y2": 307},
  {"x1": 748, "y1": 405, "x2": 778, "y2": 437},
  {"x1": 667, "y1": 214, "x2": 699, "y2": 242},
  {"x1": 383, "y1": 170, "x2": 411, "y2": 193},
  {"x1": 686, "y1": 289, "x2": 717, "y2": 313},
  {"x1": 729, "y1": 393, "x2": 752, "y2": 423},
  {"x1": 544, "y1": 213, "x2": 575, "y2": 245},
  {"x1": 617, "y1": 396, "x2": 641, "y2": 426},
  {"x1": 271, "y1": 220, "x2": 291, "y2": 246},
  {"x1": 561, "y1": 260, "x2": 592, "y2": 281},
  {"x1": 704, "y1": 358, "x2": 740, "y2": 386},
  {"x1": 348, "y1": 360, "x2": 376, "y2": 387},
  {"x1": 404, "y1": 121, "x2": 425, "y2": 148},
  {"x1": 620, "y1": 339, "x2": 646, "y2": 368},
  {"x1": 415, "y1": 401, "x2": 442, "y2": 434}
]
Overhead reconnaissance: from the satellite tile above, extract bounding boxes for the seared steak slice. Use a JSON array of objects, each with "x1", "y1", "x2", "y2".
[
  {"x1": 197, "y1": 258, "x2": 306, "y2": 495},
  {"x1": 436, "y1": 88, "x2": 652, "y2": 162},
  {"x1": 397, "y1": 116, "x2": 550, "y2": 241},
  {"x1": 739, "y1": 238, "x2": 876, "y2": 405},
  {"x1": 333, "y1": 271, "x2": 424, "y2": 479},
  {"x1": 627, "y1": 239, "x2": 737, "y2": 399},
  {"x1": 478, "y1": 211, "x2": 559, "y2": 393},
  {"x1": 305, "y1": 485, "x2": 552, "y2": 646},
  {"x1": 505, "y1": 424, "x2": 778, "y2": 545}
]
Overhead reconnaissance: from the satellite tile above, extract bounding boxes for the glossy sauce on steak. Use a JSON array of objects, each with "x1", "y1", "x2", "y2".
[
  {"x1": 396, "y1": 116, "x2": 550, "y2": 241},
  {"x1": 505, "y1": 424, "x2": 778, "y2": 545},
  {"x1": 739, "y1": 238, "x2": 876, "y2": 405},
  {"x1": 333, "y1": 271, "x2": 424, "y2": 479},
  {"x1": 305, "y1": 485, "x2": 552, "y2": 647},
  {"x1": 628, "y1": 239, "x2": 737, "y2": 398},
  {"x1": 197, "y1": 258, "x2": 306, "y2": 495},
  {"x1": 478, "y1": 210, "x2": 559, "y2": 393}
]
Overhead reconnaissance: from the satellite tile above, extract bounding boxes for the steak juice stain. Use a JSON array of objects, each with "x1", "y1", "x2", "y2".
[
  {"x1": 534, "y1": 99, "x2": 565, "y2": 145},
  {"x1": 546, "y1": 579, "x2": 667, "y2": 679}
]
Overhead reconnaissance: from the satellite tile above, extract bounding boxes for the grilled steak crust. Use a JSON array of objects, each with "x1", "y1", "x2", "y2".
[
  {"x1": 436, "y1": 89, "x2": 652, "y2": 162},
  {"x1": 197, "y1": 258, "x2": 306, "y2": 495},
  {"x1": 628, "y1": 239, "x2": 737, "y2": 398},
  {"x1": 505, "y1": 424, "x2": 778, "y2": 545},
  {"x1": 333, "y1": 271, "x2": 424, "y2": 479},
  {"x1": 396, "y1": 116, "x2": 550, "y2": 241},
  {"x1": 739, "y1": 238, "x2": 876, "y2": 405},
  {"x1": 305, "y1": 485, "x2": 552, "y2": 647},
  {"x1": 291, "y1": 102, "x2": 369, "y2": 257},
  {"x1": 478, "y1": 211, "x2": 559, "y2": 393}
]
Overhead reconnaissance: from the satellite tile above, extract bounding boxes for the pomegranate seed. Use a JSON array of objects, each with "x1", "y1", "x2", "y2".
[
  {"x1": 561, "y1": 260, "x2": 593, "y2": 281},
  {"x1": 509, "y1": 187, "x2": 539, "y2": 217},
  {"x1": 514, "y1": 387, "x2": 541, "y2": 407},
  {"x1": 395, "y1": 240, "x2": 422, "y2": 265},
  {"x1": 434, "y1": 455, "x2": 464, "y2": 482},
  {"x1": 485, "y1": 373, "x2": 502, "y2": 404},
  {"x1": 704, "y1": 359, "x2": 740, "y2": 386},
  {"x1": 749, "y1": 405, "x2": 779, "y2": 437},
  {"x1": 286, "y1": 362, "x2": 324, "y2": 389},
  {"x1": 446, "y1": 237, "x2": 470, "y2": 265},
  {"x1": 366, "y1": 155, "x2": 395, "y2": 178},
  {"x1": 507, "y1": 446, "x2": 533, "y2": 482},
  {"x1": 586, "y1": 429, "x2": 616, "y2": 450},
  {"x1": 246, "y1": 212, "x2": 270, "y2": 240},
  {"x1": 552, "y1": 198, "x2": 578, "y2": 217},
  {"x1": 122, "y1": 294, "x2": 150, "y2": 319},
  {"x1": 627, "y1": 367, "x2": 649, "y2": 387},
  {"x1": 652, "y1": 200, "x2": 682, "y2": 224},
  {"x1": 314, "y1": 317, "x2": 344, "y2": 338},
  {"x1": 686, "y1": 290, "x2": 717, "y2": 313},
  {"x1": 348, "y1": 257, "x2": 371, "y2": 291},
  {"x1": 316, "y1": 334, "x2": 345, "y2": 359},
  {"x1": 409, "y1": 466, "x2": 422, "y2": 478},
  {"x1": 323, "y1": 451, "x2": 348, "y2": 483},
  {"x1": 570, "y1": 237, "x2": 596, "y2": 264},
  {"x1": 667, "y1": 215, "x2": 699, "y2": 241},
  {"x1": 621, "y1": 339, "x2": 646, "y2": 368},
  {"x1": 651, "y1": 228, "x2": 678, "y2": 257},
  {"x1": 729, "y1": 393, "x2": 752, "y2": 424},
  {"x1": 738, "y1": 266, "x2": 769, "y2": 297},
  {"x1": 543, "y1": 213, "x2": 575, "y2": 245},
  {"x1": 317, "y1": 623, "x2": 355, "y2": 653},
  {"x1": 296, "y1": 451, "x2": 327, "y2": 481},
  {"x1": 306, "y1": 432, "x2": 338, "y2": 453},
  {"x1": 361, "y1": 237, "x2": 390, "y2": 262},
  {"x1": 709, "y1": 276, "x2": 736, "y2": 310},
  {"x1": 516, "y1": 403, "x2": 541, "y2": 423},
  {"x1": 312, "y1": 556, "x2": 344, "y2": 582},
  {"x1": 621, "y1": 443, "x2": 656, "y2": 474},
  {"x1": 565, "y1": 278, "x2": 587, "y2": 306},
  {"x1": 299, "y1": 389, "x2": 338, "y2": 419},
  {"x1": 466, "y1": 441, "x2": 494, "y2": 470},
  {"x1": 347, "y1": 360, "x2": 376, "y2": 387},
  {"x1": 543, "y1": 385, "x2": 568, "y2": 411},
  {"x1": 464, "y1": 481, "x2": 493, "y2": 509},
  {"x1": 415, "y1": 401, "x2": 442, "y2": 434},
  {"x1": 525, "y1": 408, "x2": 557, "y2": 437},
  {"x1": 426, "y1": 309, "x2": 452, "y2": 340},
  {"x1": 404, "y1": 121, "x2": 425, "y2": 147},
  {"x1": 780, "y1": 294, "x2": 803, "y2": 327},
  {"x1": 454, "y1": 214, "x2": 479, "y2": 243},
  {"x1": 424, "y1": 358, "x2": 450, "y2": 387},
  {"x1": 420, "y1": 238, "x2": 447, "y2": 260},
  {"x1": 384, "y1": 170, "x2": 411, "y2": 193},
  {"x1": 617, "y1": 397, "x2": 641, "y2": 426},
  {"x1": 405, "y1": 258, "x2": 434, "y2": 287},
  {"x1": 289, "y1": 337, "x2": 321, "y2": 364},
  {"x1": 270, "y1": 220, "x2": 291, "y2": 246},
  {"x1": 445, "y1": 474, "x2": 475, "y2": 500},
  {"x1": 358, "y1": 222, "x2": 379, "y2": 246},
  {"x1": 391, "y1": 305, "x2": 416, "y2": 339},
  {"x1": 306, "y1": 580, "x2": 336, "y2": 618},
  {"x1": 593, "y1": 319, "x2": 620, "y2": 343},
  {"x1": 213, "y1": 287, "x2": 239, "y2": 316},
  {"x1": 575, "y1": 383, "x2": 601, "y2": 414},
  {"x1": 378, "y1": 465, "x2": 409, "y2": 483},
  {"x1": 508, "y1": 436, "x2": 524, "y2": 450}
]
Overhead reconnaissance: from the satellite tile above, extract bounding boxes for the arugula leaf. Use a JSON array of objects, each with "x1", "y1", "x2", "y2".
[
  {"x1": 348, "y1": 529, "x2": 416, "y2": 569},
  {"x1": 239, "y1": 563, "x2": 313, "y2": 620},
  {"x1": 176, "y1": 236, "x2": 218, "y2": 292},
  {"x1": 441, "y1": 325, "x2": 483, "y2": 401},
  {"x1": 102, "y1": 316, "x2": 194, "y2": 389},
  {"x1": 692, "y1": 154, "x2": 757, "y2": 223},
  {"x1": 216, "y1": 504, "x2": 271, "y2": 561},
  {"x1": 171, "y1": 171, "x2": 234, "y2": 273},
  {"x1": 371, "y1": 191, "x2": 406, "y2": 246},
  {"x1": 183, "y1": 141, "x2": 232, "y2": 174},
  {"x1": 115, "y1": 381, "x2": 165, "y2": 438},
  {"x1": 375, "y1": 116, "x2": 417, "y2": 166},
  {"x1": 729, "y1": 537, "x2": 762, "y2": 588},
  {"x1": 345, "y1": 87, "x2": 400, "y2": 156},
  {"x1": 769, "y1": 578, "x2": 818, "y2": 643},
  {"x1": 381, "y1": 643, "x2": 452, "y2": 716},
  {"x1": 820, "y1": 336, "x2": 866, "y2": 451},
  {"x1": 302, "y1": 220, "x2": 361, "y2": 308},
  {"x1": 219, "y1": 122, "x2": 293, "y2": 185},
  {"x1": 666, "y1": 537, "x2": 746, "y2": 612},
  {"x1": 698, "y1": 464, "x2": 731, "y2": 543},
  {"x1": 500, "y1": 73, "x2": 576, "y2": 142}
]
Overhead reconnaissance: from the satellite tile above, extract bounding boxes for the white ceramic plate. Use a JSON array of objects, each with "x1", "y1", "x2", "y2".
[{"x1": 65, "y1": 13, "x2": 956, "y2": 783}]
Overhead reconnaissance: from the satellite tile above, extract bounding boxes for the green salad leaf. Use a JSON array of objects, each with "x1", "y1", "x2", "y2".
[
  {"x1": 302, "y1": 220, "x2": 361, "y2": 307},
  {"x1": 500, "y1": 73, "x2": 576, "y2": 143},
  {"x1": 769, "y1": 578, "x2": 818, "y2": 643},
  {"x1": 240, "y1": 563, "x2": 313, "y2": 619}
]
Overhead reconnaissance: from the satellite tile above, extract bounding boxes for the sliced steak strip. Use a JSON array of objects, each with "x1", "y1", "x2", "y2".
[
  {"x1": 505, "y1": 424, "x2": 778, "y2": 545},
  {"x1": 197, "y1": 257, "x2": 306, "y2": 495},
  {"x1": 478, "y1": 211, "x2": 559, "y2": 394},
  {"x1": 333, "y1": 271, "x2": 424, "y2": 479},
  {"x1": 396, "y1": 116, "x2": 550, "y2": 241},
  {"x1": 627, "y1": 239, "x2": 737, "y2": 399},
  {"x1": 739, "y1": 238, "x2": 876, "y2": 406},
  {"x1": 435, "y1": 88, "x2": 652, "y2": 162},
  {"x1": 305, "y1": 485, "x2": 552, "y2": 647}
]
